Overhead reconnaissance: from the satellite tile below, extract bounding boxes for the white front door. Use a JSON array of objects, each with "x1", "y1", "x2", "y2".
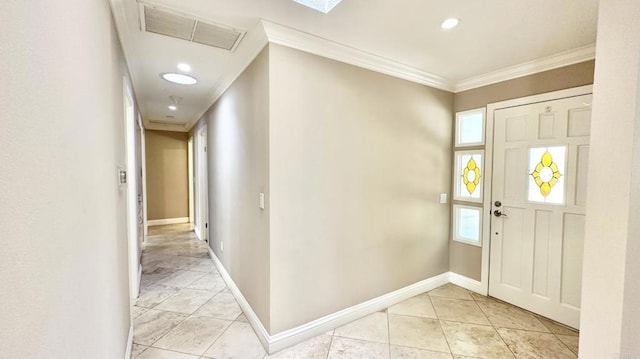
[{"x1": 489, "y1": 94, "x2": 592, "y2": 328}]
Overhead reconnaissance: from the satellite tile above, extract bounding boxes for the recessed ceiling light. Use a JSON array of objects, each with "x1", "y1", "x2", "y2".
[
  {"x1": 177, "y1": 63, "x2": 191, "y2": 72},
  {"x1": 168, "y1": 105, "x2": 177, "y2": 111},
  {"x1": 292, "y1": 0, "x2": 343, "y2": 13},
  {"x1": 441, "y1": 18, "x2": 460, "y2": 30},
  {"x1": 161, "y1": 73, "x2": 198, "y2": 85}
]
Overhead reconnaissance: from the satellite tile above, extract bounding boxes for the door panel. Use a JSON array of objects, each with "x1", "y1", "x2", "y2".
[{"x1": 489, "y1": 94, "x2": 592, "y2": 328}]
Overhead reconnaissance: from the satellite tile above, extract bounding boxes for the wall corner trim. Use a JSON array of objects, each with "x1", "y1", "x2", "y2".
[
  {"x1": 261, "y1": 20, "x2": 455, "y2": 92},
  {"x1": 455, "y1": 44, "x2": 596, "y2": 92},
  {"x1": 124, "y1": 325, "x2": 133, "y2": 359},
  {"x1": 147, "y1": 217, "x2": 189, "y2": 226}
]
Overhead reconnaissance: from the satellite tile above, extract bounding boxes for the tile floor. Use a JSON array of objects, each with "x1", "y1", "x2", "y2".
[{"x1": 132, "y1": 224, "x2": 579, "y2": 359}]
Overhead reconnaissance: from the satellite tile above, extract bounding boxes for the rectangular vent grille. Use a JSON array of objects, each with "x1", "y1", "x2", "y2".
[
  {"x1": 144, "y1": 7, "x2": 195, "y2": 41},
  {"x1": 142, "y1": 4, "x2": 244, "y2": 52},
  {"x1": 149, "y1": 120, "x2": 186, "y2": 126},
  {"x1": 193, "y1": 22, "x2": 242, "y2": 51}
]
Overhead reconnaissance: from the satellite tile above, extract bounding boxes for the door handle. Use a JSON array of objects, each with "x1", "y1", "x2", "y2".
[{"x1": 494, "y1": 210, "x2": 508, "y2": 218}]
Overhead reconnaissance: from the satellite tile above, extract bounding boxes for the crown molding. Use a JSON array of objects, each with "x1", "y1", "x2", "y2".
[
  {"x1": 261, "y1": 20, "x2": 455, "y2": 92},
  {"x1": 454, "y1": 44, "x2": 596, "y2": 93}
]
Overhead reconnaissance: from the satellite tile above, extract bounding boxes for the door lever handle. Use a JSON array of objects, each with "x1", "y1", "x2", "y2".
[{"x1": 494, "y1": 210, "x2": 508, "y2": 218}]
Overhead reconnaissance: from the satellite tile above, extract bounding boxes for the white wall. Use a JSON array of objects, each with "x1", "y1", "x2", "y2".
[
  {"x1": 0, "y1": 0, "x2": 132, "y2": 357},
  {"x1": 580, "y1": 0, "x2": 640, "y2": 357}
]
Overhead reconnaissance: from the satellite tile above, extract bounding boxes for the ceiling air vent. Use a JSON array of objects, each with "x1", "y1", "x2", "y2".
[
  {"x1": 141, "y1": 4, "x2": 245, "y2": 52},
  {"x1": 149, "y1": 119, "x2": 186, "y2": 127}
]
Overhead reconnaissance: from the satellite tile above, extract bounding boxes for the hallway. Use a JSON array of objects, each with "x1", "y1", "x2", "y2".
[{"x1": 131, "y1": 225, "x2": 579, "y2": 359}]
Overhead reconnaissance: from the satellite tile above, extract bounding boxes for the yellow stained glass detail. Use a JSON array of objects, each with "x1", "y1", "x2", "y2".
[
  {"x1": 462, "y1": 157, "x2": 481, "y2": 194},
  {"x1": 530, "y1": 150, "x2": 561, "y2": 197}
]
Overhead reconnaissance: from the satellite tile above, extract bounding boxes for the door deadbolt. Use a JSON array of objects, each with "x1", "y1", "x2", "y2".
[{"x1": 494, "y1": 201, "x2": 502, "y2": 207}]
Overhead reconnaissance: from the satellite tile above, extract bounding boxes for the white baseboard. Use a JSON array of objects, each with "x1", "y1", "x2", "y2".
[
  {"x1": 208, "y1": 247, "x2": 271, "y2": 350},
  {"x1": 448, "y1": 272, "x2": 485, "y2": 295},
  {"x1": 268, "y1": 272, "x2": 450, "y2": 354},
  {"x1": 147, "y1": 217, "x2": 189, "y2": 226},
  {"x1": 124, "y1": 325, "x2": 133, "y2": 359},
  {"x1": 207, "y1": 246, "x2": 450, "y2": 354},
  {"x1": 194, "y1": 226, "x2": 202, "y2": 241}
]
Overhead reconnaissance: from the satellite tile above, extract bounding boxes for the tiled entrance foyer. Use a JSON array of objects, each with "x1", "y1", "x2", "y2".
[{"x1": 132, "y1": 225, "x2": 580, "y2": 359}]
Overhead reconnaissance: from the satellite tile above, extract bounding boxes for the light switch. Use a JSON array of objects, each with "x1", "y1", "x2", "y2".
[
  {"x1": 439, "y1": 193, "x2": 448, "y2": 204},
  {"x1": 259, "y1": 193, "x2": 265, "y2": 209}
]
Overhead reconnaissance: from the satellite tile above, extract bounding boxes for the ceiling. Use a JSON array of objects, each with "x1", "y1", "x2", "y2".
[{"x1": 109, "y1": 0, "x2": 599, "y2": 132}]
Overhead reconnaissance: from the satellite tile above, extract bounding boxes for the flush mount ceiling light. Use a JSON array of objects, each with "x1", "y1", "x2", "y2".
[
  {"x1": 292, "y1": 0, "x2": 343, "y2": 13},
  {"x1": 161, "y1": 73, "x2": 198, "y2": 85},
  {"x1": 441, "y1": 18, "x2": 460, "y2": 30},
  {"x1": 177, "y1": 63, "x2": 191, "y2": 72},
  {"x1": 168, "y1": 105, "x2": 177, "y2": 111}
]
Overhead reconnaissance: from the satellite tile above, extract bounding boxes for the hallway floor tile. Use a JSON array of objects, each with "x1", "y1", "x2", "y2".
[{"x1": 132, "y1": 224, "x2": 579, "y2": 359}]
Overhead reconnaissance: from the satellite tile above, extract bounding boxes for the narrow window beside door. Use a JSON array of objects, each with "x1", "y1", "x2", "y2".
[{"x1": 452, "y1": 108, "x2": 485, "y2": 246}]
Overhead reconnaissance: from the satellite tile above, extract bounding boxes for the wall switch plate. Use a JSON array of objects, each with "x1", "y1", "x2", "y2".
[
  {"x1": 439, "y1": 193, "x2": 448, "y2": 204},
  {"x1": 259, "y1": 193, "x2": 265, "y2": 209}
]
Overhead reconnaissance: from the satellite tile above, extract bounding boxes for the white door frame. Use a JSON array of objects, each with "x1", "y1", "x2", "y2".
[
  {"x1": 139, "y1": 113, "x2": 148, "y2": 239},
  {"x1": 188, "y1": 136, "x2": 195, "y2": 225},
  {"x1": 480, "y1": 84, "x2": 593, "y2": 295},
  {"x1": 123, "y1": 78, "x2": 140, "y2": 301},
  {"x1": 194, "y1": 125, "x2": 208, "y2": 241}
]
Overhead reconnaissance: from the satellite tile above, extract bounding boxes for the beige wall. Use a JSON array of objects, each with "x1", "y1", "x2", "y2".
[
  {"x1": 580, "y1": 0, "x2": 640, "y2": 357},
  {"x1": 0, "y1": 0, "x2": 132, "y2": 357},
  {"x1": 145, "y1": 130, "x2": 189, "y2": 221},
  {"x1": 450, "y1": 60, "x2": 595, "y2": 280},
  {"x1": 269, "y1": 44, "x2": 454, "y2": 333},
  {"x1": 192, "y1": 46, "x2": 271, "y2": 329}
]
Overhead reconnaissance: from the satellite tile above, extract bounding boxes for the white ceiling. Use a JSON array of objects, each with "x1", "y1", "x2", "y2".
[{"x1": 110, "y1": 0, "x2": 598, "y2": 132}]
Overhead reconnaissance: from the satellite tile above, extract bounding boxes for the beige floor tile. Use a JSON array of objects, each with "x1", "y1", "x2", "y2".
[
  {"x1": 390, "y1": 345, "x2": 453, "y2": 358},
  {"x1": 139, "y1": 267, "x2": 178, "y2": 287},
  {"x1": 186, "y1": 258, "x2": 218, "y2": 273},
  {"x1": 186, "y1": 273, "x2": 227, "y2": 292},
  {"x1": 328, "y1": 337, "x2": 390, "y2": 359},
  {"x1": 334, "y1": 312, "x2": 389, "y2": 343},
  {"x1": 476, "y1": 301, "x2": 548, "y2": 332},
  {"x1": 236, "y1": 313, "x2": 249, "y2": 322},
  {"x1": 156, "y1": 270, "x2": 207, "y2": 288},
  {"x1": 154, "y1": 288, "x2": 217, "y2": 314},
  {"x1": 153, "y1": 316, "x2": 231, "y2": 355},
  {"x1": 202, "y1": 321, "x2": 266, "y2": 359},
  {"x1": 469, "y1": 292, "x2": 492, "y2": 302},
  {"x1": 136, "y1": 284, "x2": 181, "y2": 308},
  {"x1": 132, "y1": 306, "x2": 149, "y2": 319},
  {"x1": 429, "y1": 285, "x2": 473, "y2": 301},
  {"x1": 133, "y1": 309, "x2": 188, "y2": 346},
  {"x1": 131, "y1": 344, "x2": 148, "y2": 358},
  {"x1": 556, "y1": 334, "x2": 579, "y2": 355},
  {"x1": 266, "y1": 334, "x2": 332, "y2": 359},
  {"x1": 440, "y1": 321, "x2": 514, "y2": 359},
  {"x1": 195, "y1": 292, "x2": 243, "y2": 320},
  {"x1": 135, "y1": 347, "x2": 199, "y2": 359},
  {"x1": 497, "y1": 328, "x2": 576, "y2": 359},
  {"x1": 388, "y1": 294, "x2": 437, "y2": 319},
  {"x1": 537, "y1": 316, "x2": 579, "y2": 336},
  {"x1": 388, "y1": 314, "x2": 449, "y2": 353},
  {"x1": 431, "y1": 297, "x2": 490, "y2": 325}
]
